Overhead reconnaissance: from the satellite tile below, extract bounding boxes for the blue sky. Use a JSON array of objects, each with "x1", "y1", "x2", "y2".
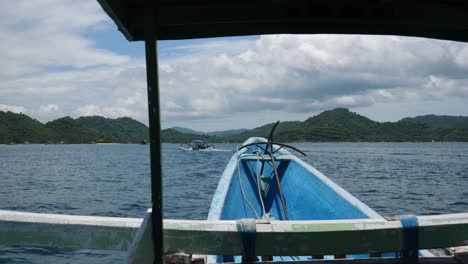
[{"x1": 1, "y1": 0, "x2": 468, "y2": 131}]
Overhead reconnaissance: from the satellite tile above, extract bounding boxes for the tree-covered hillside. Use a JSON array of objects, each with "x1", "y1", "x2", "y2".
[
  {"x1": 77, "y1": 116, "x2": 149, "y2": 143},
  {"x1": 161, "y1": 129, "x2": 220, "y2": 143},
  {"x1": 225, "y1": 108, "x2": 468, "y2": 142},
  {"x1": 1, "y1": 109, "x2": 467, "y2": 144},
  {"x1": 400, "y1": 115, "x2": 468, "y2": 129},
  {"x1": 0, "y1": 111, "x2": 58, "y2": 144},
  {"x1": 45, "y1": 117, "x2": 107, "y2": 144},
  {"x1": 0, "y1": 111, "x2": 149, "y2": 144}
]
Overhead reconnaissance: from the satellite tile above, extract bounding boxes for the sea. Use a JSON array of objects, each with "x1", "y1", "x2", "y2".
[{"x1": 0, "y1": 142, "x2": 467, "y2": 263}]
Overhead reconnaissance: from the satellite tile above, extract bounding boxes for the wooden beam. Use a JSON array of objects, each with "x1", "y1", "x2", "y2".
[
  {"x1": 223, "y1": 258, "x2": 458, "y2": 264},
  {"x1": 1, "y1": 210, "x2": 467, "y2": 257},
  {"x1": 0, "y1": 210, "x2": 142, "y2": 251},
  {"x1": 164, "y1": 213, "x2": 468, "y2": 255},
  {"x1": 144, "y1": 0, "x2": 163, "y2": 263},
  {"x1": 128, "y1": 210, "x2": 154, "y2": 264}
]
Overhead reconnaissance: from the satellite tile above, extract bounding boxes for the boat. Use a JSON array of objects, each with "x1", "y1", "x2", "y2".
[
  {"x1": 180, "y1": 140, "x2": 215, "y2": 151},
  {"x1": 207, "y1": 122, "x2": 432, "y2": 262},
  {"x1": 1, "y1": 2, "x2": 468, "y2": 264}
]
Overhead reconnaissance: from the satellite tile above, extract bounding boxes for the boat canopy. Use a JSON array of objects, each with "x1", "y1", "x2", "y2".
[
  {"x1": 98, "y1": 0, "x2": 468, "y2": 43},
  {"x1": 96, "y1": 1, "x2": 468, "y2": 263}
]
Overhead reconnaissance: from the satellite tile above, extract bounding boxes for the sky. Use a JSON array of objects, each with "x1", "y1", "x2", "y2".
[{"x1": 1, "y1": 1, "x2": 468, "y2": 132}]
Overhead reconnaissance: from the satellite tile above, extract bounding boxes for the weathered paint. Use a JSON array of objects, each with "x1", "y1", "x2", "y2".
[
  {"x1": 217, "y1": 257, "x2": 459, "y2": 264},
  {"x1": 288, "y1": 154, "x2": 382, "y2": 219},
  {"x1": 127, "y1": 209, "x2": 154, "y2": 264},
  {"x1": 206, "y1": 137, "x2": 384, "y2": 262},
  {"x1": 0, "y1": 209, "x2": 141, "y2": 251},
  {"x1": 144, "y1": 5, "x2": 164, "y2": 263},
  {"x1": 163, "y1": 213, "x2": 468, "y2": 255},
  {"x1": 1, "y1": 210, "x2": 467, "y2": 258},
  {"x1": 208, "y1": 137, "x2": 381, "y2": 222}
]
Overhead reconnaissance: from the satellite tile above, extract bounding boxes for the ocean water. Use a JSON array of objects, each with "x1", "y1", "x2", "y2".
[{"x1": 0, "y1": 142, "x2": 467, "y2": 263}]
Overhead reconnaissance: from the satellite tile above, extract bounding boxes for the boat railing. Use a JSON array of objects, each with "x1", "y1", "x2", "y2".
[{"x1": 1, "y1": 209, "x2": 467, "y2": 264}]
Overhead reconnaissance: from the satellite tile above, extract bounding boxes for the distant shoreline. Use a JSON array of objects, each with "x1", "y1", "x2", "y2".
[
  {"x1": 2, "y1": 108, "x2": 467, "y2": 144},
  {"x1": 2, "y1": 141, "x2": 468, "y2": 145}
]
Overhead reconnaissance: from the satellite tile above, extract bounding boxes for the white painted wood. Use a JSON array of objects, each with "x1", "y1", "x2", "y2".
[
  {"x1": 0, "y1": 210, "x2": 142, "y2": 227},
  {"x1": 1, "y1": 210, "x2": 467, "y2": 257},
  {"x1": 127, "y1": 209, "x2": 154, "y2": 264},
  {"x1": 164, "y1": 213, "x2": 468, "y2": 255},
  {"x1": 221, "y1": 257, "x2": 458, "y2": 264},
  {"x1": 0, "y1": 209, "x2": 142, "y2": 251}
]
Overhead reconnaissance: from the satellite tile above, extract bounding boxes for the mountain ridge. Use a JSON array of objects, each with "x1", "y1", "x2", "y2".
[
  {"x1": 400, "y1": 115, "x2": 468, "y2": 129},
  {"x1": 171, "y1": 126, "x2": 247, "y2": 137},
  {"x1": 1, "y1": 109, "x2": 468, "y2": 144},
  {"x1": 1, "y1": 112, "x2": 148, "y2": 144}
]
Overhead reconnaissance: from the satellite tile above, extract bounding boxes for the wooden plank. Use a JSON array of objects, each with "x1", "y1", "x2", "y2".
[
  {"x1": 0, "y1": 210, "x2": 142, "y2": 251},
  {"x1": 223, "y1": 257, "x2": 457, "y2": 264},
  {"x1": 164, "y1": 219, "x2": 402, "y2": 255},
  {"x1": 418, "y1": 213, "x2": 468, "y2": 249},
  {"x1": 1, "y1": 210, "x2": 467, "y2": 257},
  {"x1": 164, "y1": 213, "x2": 468, "y2": 255},
  {"x1": 127, "y1": 210, "x2": 154, "y2": 264}
]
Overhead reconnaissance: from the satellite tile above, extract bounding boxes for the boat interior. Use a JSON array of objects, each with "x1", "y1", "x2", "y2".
[
  {"x1": 221, "y1": 156, "x2": 369, "y2": 221},
  {"x1": 209, "y1": 137, "x2": 434, "y2": 263}
]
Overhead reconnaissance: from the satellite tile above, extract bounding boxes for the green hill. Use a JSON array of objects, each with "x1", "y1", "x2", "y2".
[
  {"x1": 206, "y1": 128, "x2": 247, "y2": 137},
  {"x1": 171, "y1": 126, "x2": 205, "y2": 135},
  {"x1": 227, "y1": 121, "x2": 301, "y2": 142},
  {"x1": 225, "y1": 108, "x2": 468, "y2": 142},
  {"x1": 77, "y1": 116, "x2": 148, "y2": 143},
  {"x1": 161, "y1": 129, "x2": 220, "y2": 143},
  {"x1": 172, "y1": 126, "x2": 247, "y2": 137},
  {"x1": 1, "y1": 109, "x2": 468, "y2": 144},
  {"x1": 45, "y1": 117, "x2": 108, "y2": 144},
  {"x1": 400, "y1": 115, "x2": 468, "y2": 129},
  {"x1": 0, "y1": 111, "x2": 57, "y2": 144},
  {"x1": 0, "y1": 111, "x2": 149, "y2": 144}
]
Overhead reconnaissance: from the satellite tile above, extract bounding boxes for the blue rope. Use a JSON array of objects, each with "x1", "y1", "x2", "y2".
[
  {"x1": 236, "y1": 219, "x2": 257, "y2": 263},
  {"x1": 399, "y1": 215, "x2": 419, "y2": 264}
]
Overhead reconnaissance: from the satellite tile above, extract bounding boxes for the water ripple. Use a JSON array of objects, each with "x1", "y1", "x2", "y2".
[{"x1": 0, "y1": 142, "x2": 467, "y2": 262}]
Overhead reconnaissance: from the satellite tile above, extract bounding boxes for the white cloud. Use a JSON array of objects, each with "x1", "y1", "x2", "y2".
[
  {"x1": 36, "y1": 104, "x2": 60, "y2": 120},
  {"x1": 75, "y1": 105, "x2": 101, "y2": 116},
  {"x1": 0, "y1": 0, "x2": 128, "y2": 79},
  {"x1": 2, "y1": 0, "x2": 468, "y2": 130},
  {"x1": 157, "y1": 35, "x2": 468, "y2": 127},
  {"x1": 75, "y1": 103, "x2": 142, "y2": 120},
  {"x1": 0, "y1": 104, "x2": 26, "y2": 113},
  {"x1": 39, "y1": 104, "x2": 59, "y2": 114}
]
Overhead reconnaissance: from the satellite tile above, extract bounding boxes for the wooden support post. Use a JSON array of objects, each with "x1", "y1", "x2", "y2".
[{"x1": 144, "y1": 0, "x2": 163, "y2": 263}]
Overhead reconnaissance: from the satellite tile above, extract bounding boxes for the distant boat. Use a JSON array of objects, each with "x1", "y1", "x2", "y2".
[
  {"x1": 180, "y1": 140, "x2": 215, "y2": 151},
  {"x1": 140, "y1": 140, "x2": 148, "y2": 145}
]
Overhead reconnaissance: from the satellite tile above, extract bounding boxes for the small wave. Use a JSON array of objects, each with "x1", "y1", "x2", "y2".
[
  {"x1": 388, "y1": 152, "x2": 417, "y2": 156},
  {"x1": 448, "y1": 201, "x2": 468, "y2": 206}
]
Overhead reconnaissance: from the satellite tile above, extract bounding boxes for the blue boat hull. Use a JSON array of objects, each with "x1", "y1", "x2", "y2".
[
  {"x1": 208, "y1": 137, "x2": 381, "y2": 220},
  {"x1": 207, "y1": 137, "x2": 425, "y2": 262}
]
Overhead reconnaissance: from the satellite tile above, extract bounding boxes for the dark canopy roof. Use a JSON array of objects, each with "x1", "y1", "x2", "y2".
[{"x1": 97, "y1": 0, "x2": 468, "y2": 42}]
